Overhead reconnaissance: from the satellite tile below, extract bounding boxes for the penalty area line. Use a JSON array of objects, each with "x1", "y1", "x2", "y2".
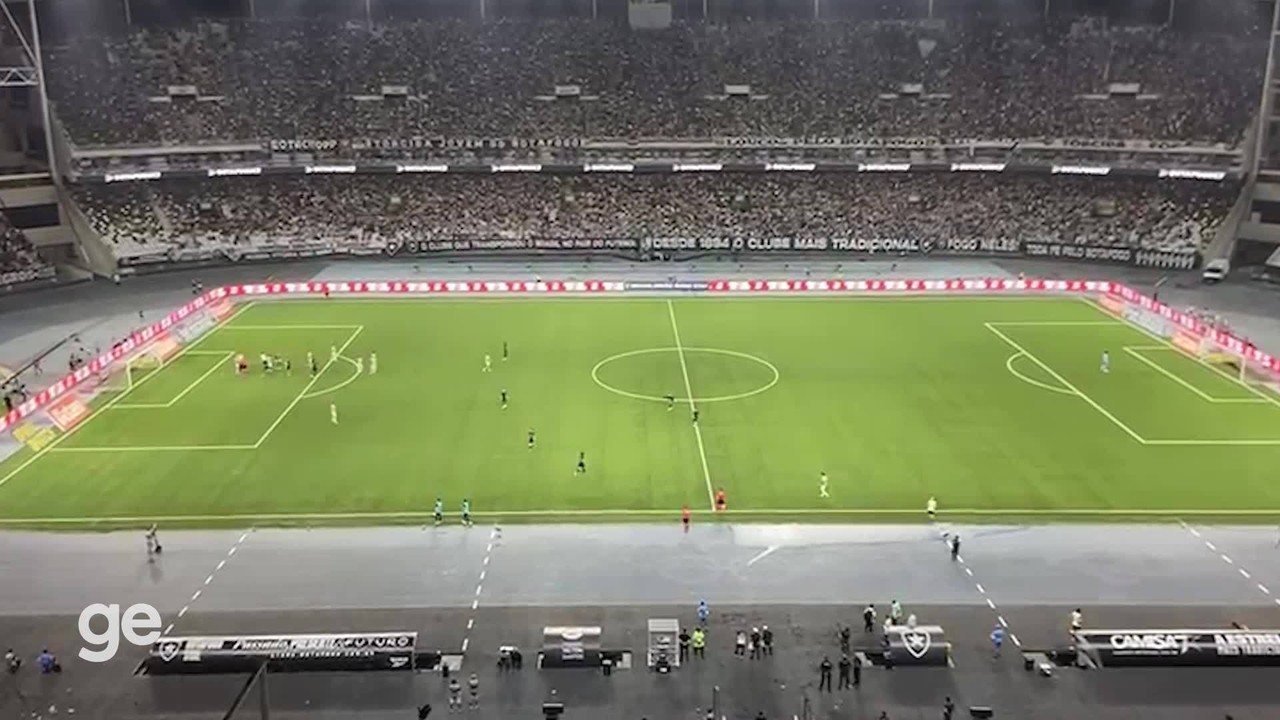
[
  {"x1": 50, "y1": 444, "x2": 256, "y2": 453},
  {"x1": 0, "y1": 302, "x2": 257, "y2": 491},
  {"x1": 984, "y1": 322, "x2": 1147, "y2": 444},
  {"x1": 1121, "y1": 347, "x2": 1262, "y2": 404},
  {"x1": 1123, "y1": 347, "x2": 1219, "y2": 403},
  {"x1": 219, "y1": 324, "x2": 365, "y2": 330},
  {"x1": 252, "y1": 326, "x2": 364, "y2": 448},
  {"x1": 985, "y1": 321, "x2": 1124, "y2": 327},
  {"x1": 111, "y1": 351, "x2": 235, "y2": 410},
  {"x1": 1077, "y1": 297, "x2": 1280, "y2": 411},
  {"x1": 4, "y1": 507, "x2": 1280, "y2": 525}
]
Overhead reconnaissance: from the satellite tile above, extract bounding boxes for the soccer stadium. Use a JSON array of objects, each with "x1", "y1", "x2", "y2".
[{"x1": 5, "y1": 0, "x2": 1280, "y2": 718}]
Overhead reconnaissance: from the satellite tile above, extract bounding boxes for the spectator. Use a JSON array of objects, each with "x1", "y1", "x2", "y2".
[
  {"x1": 37, "y1": 649, "x2": 57, "y2": 674},
  {"x1": 0, "y1": 214, "x2": 52, "y2": 286},
  {"x1": 74, "y1": 174, "x2": 1236, "y2": 263},
  {"x1": 44, "y1": 18, "x2": 1265, "y2": 147}
]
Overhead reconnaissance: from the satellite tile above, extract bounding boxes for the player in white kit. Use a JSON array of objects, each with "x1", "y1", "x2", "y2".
[{"x1": 1100, "y1": 350, "x2": 1110, "y2": 374}]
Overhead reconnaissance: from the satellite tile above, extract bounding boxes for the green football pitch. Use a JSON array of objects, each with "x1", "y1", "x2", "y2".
[{"x1": 2, "y1": 294, "x2": 1280, "y2": 528}]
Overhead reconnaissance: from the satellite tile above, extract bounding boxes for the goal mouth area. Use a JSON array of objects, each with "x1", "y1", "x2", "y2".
[
  {"x1": 1203, "y1": 352, "x2": 1241, "y2": 370},
  {"x1": 94, "y1": 339, "x2": 179, "y2": 394}
]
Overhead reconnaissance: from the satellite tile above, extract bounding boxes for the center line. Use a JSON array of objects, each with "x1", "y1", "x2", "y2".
[{"x1": 667, "y1": 300, "x2": 715, "y2": 510}]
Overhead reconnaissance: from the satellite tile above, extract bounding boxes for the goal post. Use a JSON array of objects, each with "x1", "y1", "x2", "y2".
[
  {"x1": 1202, "y1": 346, "x2": 1246, "y2": 384},
  {"x1": 95, "y1": 350, "x2": 164, "y2": 393},
  {"x1": 94, "y1": 331, "x2": 184, "y2": 394},
  {"x1": 1180, "y1": 328, "x2": 1280, "y2": 394}
]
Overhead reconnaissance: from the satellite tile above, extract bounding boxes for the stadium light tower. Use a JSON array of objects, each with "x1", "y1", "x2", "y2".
[
  {"x1": 1252, "y1": 0, "x2": 1280, "y2": 178},
  {"x1": 0, "y1": 0, "x2": 56, "y2": 182}
]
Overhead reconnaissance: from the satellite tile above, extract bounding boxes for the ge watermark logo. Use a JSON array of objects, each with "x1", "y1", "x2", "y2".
[{"x1": 78, "y1": 603, "x2": 163, "y2": 663}]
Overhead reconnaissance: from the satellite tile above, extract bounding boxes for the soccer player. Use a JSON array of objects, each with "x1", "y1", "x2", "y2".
[
  {"x1": 575, "y1": 451, "x2": 587, "y2": 475},
  {"x1": 527, "y1": 429, "x2": 536, "y2": 450},
  {"x1": 433, "y1": 497, "x2": 444, "y2": 526},
  {"x1": 355, "y1": 356, "x2": 364, "y2": 374},
  {"x1": 235, "y1": 353, "x2": 248, "y2": 376},
  {"x1": 330, "y1": 402, "x2": 339, "y2": 425},
  {"x1": 370, "y1": 352, "x2": 378, "y2": 375},
  {"x1": 1100, "y1": 350, "x2": 1110, "y2": 374},
  {"x1": 502, "y1": 341, "x2": 508, "y2": 362},
  {"x1": 461, "y1": 498, "x2": 473, "y2": 527},
  {"x1": 819, "y1": 472, "x2": 830, "y2": 498},
  {"x1": 500, "y1": 389, "x2": 508, "y2": 409},
  {"x1": 309, "y1": 353, "x2": 319, "y2": 377},
  {"x1": 330, "y1": 345, "x2": 338, "y2": 362},
  {"x1": 692, "y1": 408, "x2": 700, "y2": 424},
  {"x1": 260, "y1": 353, "x2": 271, "y2": 373},
  {"x1": 665, "y1": 395, "x2": 675, "y2": 411},
  {"x1": 926, "y1": 496, "x2": 937, "y2": 521},
  {"x1": 681, "y1": 505, "x2": 691, "y2": 533},
  {"x1": 483, "y1": 354, "x2": 492, "y2": 373},
  {"x1": 714, "y1": 487, "x2": 727, "y2": 512},
  {"x1": 282, "y1": 357, "x2": 292, "y2": 376}
]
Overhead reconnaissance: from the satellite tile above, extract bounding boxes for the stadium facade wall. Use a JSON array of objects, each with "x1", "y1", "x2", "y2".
[
  {"x1": 117, "y1": 237, "x2": 1201, "y2": 273},
  {"x1": 0, "y1": 277, "x2": 1272, "y2": 439}
]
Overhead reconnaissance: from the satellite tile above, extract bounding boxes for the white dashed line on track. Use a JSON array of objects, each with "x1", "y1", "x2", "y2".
[
  {"x1": 1179, "y1": 520, "x2": 1274, "y2": 605},
  {"x1": 944, "y1": 527, "x2": 1022, "y2": 649},
  {"x1": 162, "y1": 529, "x2": 254, "y2": 635},
  {"x1": 460, "y1": 525, "x2": 501, "y2": 657}
]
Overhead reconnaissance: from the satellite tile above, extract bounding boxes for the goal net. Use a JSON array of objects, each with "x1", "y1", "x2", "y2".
[
  {"x1": 95, "y1": 333, "x2": 182, "y2": 394},
  {"x1": 96, "y1": 351, "x2": 163, "y2": 394},
  {"x1": 1180, "y1": 328, "x2": 1280, "y2": 395}
]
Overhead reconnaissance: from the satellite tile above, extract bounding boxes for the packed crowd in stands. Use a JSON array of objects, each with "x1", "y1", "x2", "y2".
[
  {"x1": 75, "y1": 175, "x2": 1234, "y2": 258},
  {"x1": 43, "y1": 17, "x2": 1264, "y2": 147},
  {"x1": 0, "y1": 216, "x2": 51, "y2": 286}
]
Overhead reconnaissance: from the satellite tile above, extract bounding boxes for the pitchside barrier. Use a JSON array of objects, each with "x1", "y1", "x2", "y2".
[
  {"x1": 0, "y1": 290, "x2": 237, "y2": 455},
  {"x1": 1076, "y1": 629, "x2": 1280, "y2": 668},
  {"x1": 144, "y1": 632, "x2": 420, "y2": 675},
  {"x1": 3, "y1": 278, "x2": 1279, "y2": 447}
]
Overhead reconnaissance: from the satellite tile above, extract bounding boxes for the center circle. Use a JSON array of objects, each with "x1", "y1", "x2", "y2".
[{"x1": 591, "y1": 347, "x2": 779, "y2": 404}]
